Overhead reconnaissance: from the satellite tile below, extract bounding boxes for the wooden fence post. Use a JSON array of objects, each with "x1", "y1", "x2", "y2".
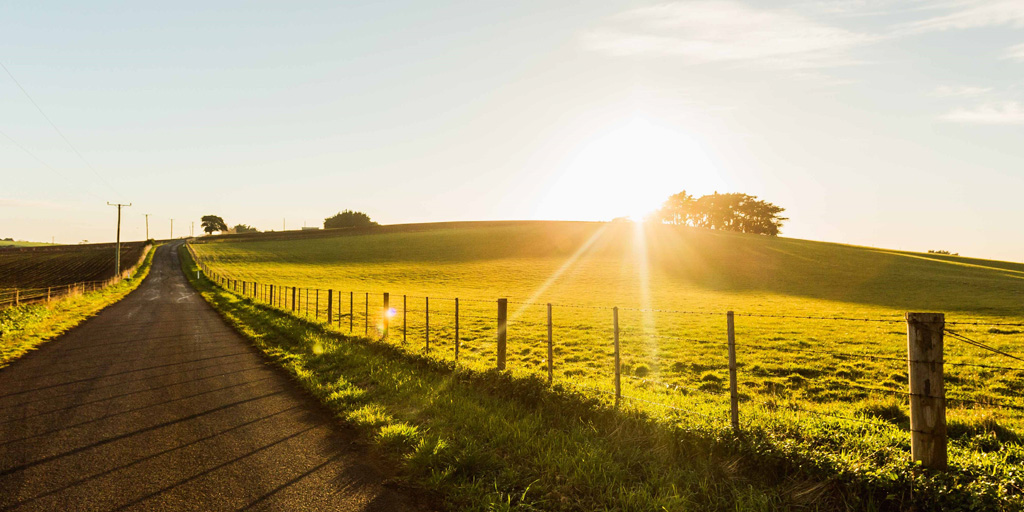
[
  {"x1": 328, "y1": 290, "x2": 333, "y2": 324},
  {"x1": 547, "y1": 303, "x2": 553, "y2": 385},
  {"x1": 316, "y1": 289, "x2": 320, "y2": 320},
  {"x1": 382, "y1": 292, "x2": 389, "y2": 338},
  {"x1": 349, "y1": 291, "x2": 353, "y2": 332},
  {"x1": 365, "y1": 292, "x2": 369, "y2": 336},
  {"x1": 14, "y1": 289, "x2": 19, "y2": 306},
  {"x1": 454, "y1": 298, "x2": 460, "y2": 361},
  {"x1": 727, "y1": 311, "x2": 739, "y2": 430},
  {"x1": 270, "y1": 285, "x2": 274, "y2": 307},
  {"x1": 425, "y1": 297, "x2": 430, "y2": 352},
  {"x1": 292, "y1": 287, "x2": 297, "y2": 312},
  {"x1": 907, "y1": 312, "x2": 947, "y2": 470},
  {"x1": 497, "y1": 298, "x2": 508, "y2": 370},
  {"x1": 613, "y1": 306, "x2": 620, "y2": 408},
  {"x1": 403, "y1": 295, "x2": 407, "y2": 344}
]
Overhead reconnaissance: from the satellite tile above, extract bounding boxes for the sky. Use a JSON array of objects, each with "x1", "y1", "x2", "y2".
[{"x1": 2, "y1": 1, "x2": 1023, "y2": 260}]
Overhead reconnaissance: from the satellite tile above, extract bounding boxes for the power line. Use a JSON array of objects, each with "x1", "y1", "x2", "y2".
[
  {"x1": 1, "y1": 61, "x2": 120, "y2": 197},
  {"x1": 0, "y1": 129, "x2": 103, "y2": 201}
]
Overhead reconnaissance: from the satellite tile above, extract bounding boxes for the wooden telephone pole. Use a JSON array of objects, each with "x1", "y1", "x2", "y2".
[
  {"x1": 144, "y1": 214, "x2": 150, "y2": 240},
  {"x1": 107, "y1": 202, "x2": 131, "y2": 278}
]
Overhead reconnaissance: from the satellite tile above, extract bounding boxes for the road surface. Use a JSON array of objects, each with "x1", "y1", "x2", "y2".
[{"x1": 0, "y1": 243, "x2": 427, "y2": 511}]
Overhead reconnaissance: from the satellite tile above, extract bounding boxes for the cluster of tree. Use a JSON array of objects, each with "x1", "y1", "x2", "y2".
[
  {"x1": 233, "y1": 224, "x2": 259, "y2": 234},
  {"x1": 656, "y1": 191, "x2": 788, "y2": 236},
  {"x1": 324, "y1": 210, "x2": 377, "y2": 229},
  {"x1": 928, "y1": 249, "x2": 958, "y2": 256}
]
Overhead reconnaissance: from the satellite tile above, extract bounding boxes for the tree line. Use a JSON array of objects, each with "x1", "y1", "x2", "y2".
[
  {"x1": 197, "y1": 210, "x2": 377, "y2": 235},
  {"x1": 655, "y1": 191, "x2": 788, "y2": 236}
]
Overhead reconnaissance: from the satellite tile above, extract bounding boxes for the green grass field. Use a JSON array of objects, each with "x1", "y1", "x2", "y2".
[
  {"x1": 0, "y1": 241, "x2": 56, "y2": 248},
  {"x1": 190, "y1": 221, "x2": 1024, "y2": 507}
]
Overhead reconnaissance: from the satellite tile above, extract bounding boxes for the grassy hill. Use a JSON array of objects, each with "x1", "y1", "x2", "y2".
[
  {"x1": 189, "y1": 221, "x2": 1024, "y2": 509},
  {"x1": 193, "y1": 219, "x2": 1024, "y2": 316}
]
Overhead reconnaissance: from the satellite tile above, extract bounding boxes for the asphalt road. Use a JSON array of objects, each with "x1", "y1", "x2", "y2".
[{"x1": 0, "y1": 243, "x2": 427, "y2": 511}]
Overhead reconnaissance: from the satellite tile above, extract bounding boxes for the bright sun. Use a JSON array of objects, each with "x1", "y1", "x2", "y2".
[{"x1": 538, "y1": 117, "x2": 725, "y2": 222}]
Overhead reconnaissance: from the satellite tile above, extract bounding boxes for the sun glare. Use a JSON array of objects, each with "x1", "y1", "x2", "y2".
[{"x1": 538, "y1": 116, "x2": 725, "y2": 222}]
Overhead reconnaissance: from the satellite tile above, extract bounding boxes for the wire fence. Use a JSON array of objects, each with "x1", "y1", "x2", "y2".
[{"x1": 187, "y1": 243, "x2": 1024, "y2": 467}]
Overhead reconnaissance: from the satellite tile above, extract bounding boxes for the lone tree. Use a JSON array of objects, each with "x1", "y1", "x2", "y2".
[
  {"x1": 232, "y1": 224, "x2": 259, "y2": 234},
  {"x1": 200, "y1": 215, "x2": 228, "y2": 235},
  {"x1": 657, "y1": 191, "x2": 787, "y2": 236},
  {"x1": 324, "y1": 210, "x2": 377, "y2": 229}
]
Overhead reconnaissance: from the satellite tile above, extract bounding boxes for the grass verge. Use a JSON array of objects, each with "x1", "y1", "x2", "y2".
[
  {"x1": 0, "y1": 245, "x2": 157, "y2": 367},
  {"x1": 179, "y1": 245, "x2": 1019, "y2": 511}
]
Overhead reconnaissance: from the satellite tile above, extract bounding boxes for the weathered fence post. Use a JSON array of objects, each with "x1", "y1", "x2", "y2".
[
  {"x1": 365, "y1": 292, "x2": 369, "y2": 336},
  {"x1": 454, "y1": 298, "x2": 460, "y2": 361},
  {"x1": 497, "y1": 298, "x2": 508, "y2": 370},
  {"x1": 270, "y1": 285, "x2": 274, "y2": 307},
  {"x1": 614, "y1": 306, "x2": 621, "y2": 408},
  {"x1": 328, "y1": 290, "x2": 333, "y2": 324},
  {"x1": 47, "y1": 287, "x2": 51, "y2": 301},
  {"x1": 316, "y1": 289, "x2": 320, "y2": 320},
  {"x1": 547, "y1": 303, "x2": 553, "y2": 385},
  {"x1": 425, "y1": 297, "x2": 430, "y2": 352},
  {"x1": 349, "y1": 291, "x2": 354, "y2": 332},
  {"x1": 382, "y1": 292, "x2": 390, "y2": 338},
  {"x1": 727, "y1": 311, "x2": 739, "y2": 430},
  {"x1": 292, "y1": 287, "x2": 297, "y2": 312},
  {"x1": 907, "y1": 312, "x2": 947, "y2": 470},
  {"x1": 403, "y1": 295, "x2": 407, "y2": 344},
  {"x1": 14, "y1": 289, "x2": 19, "y2": 306}
]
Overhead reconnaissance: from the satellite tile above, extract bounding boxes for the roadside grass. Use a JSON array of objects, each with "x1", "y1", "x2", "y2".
[
  {"x1": 181, "y1": 245, "x2": 1022, "y2": 510},
  {"x1": 0, "y1": 245, "x2": 156, "y2": 367}
]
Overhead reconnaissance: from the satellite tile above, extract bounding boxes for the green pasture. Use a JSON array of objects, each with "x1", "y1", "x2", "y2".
[{"x1": 190, "y1": 221, "x2": 1024, "y2": 495}]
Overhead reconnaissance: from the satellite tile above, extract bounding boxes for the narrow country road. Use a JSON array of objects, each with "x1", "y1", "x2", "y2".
[{"x1": 0, "y1": 243, "x2": 426, "y2": 511}]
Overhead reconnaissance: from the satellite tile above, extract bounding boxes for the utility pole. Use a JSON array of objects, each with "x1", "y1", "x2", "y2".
[
  {"x1": 170, "y1": 219, "x2": 174, "y2": 238},
  {"x1": 144, "y1": 214, "x2": 150, "y2": 240},
  {"x1": 107, "y1": 202, "x2": 131, "y2": 278},
  {"x1": 191, "y1": 221, "x2": 194, "y2": 237},
  {"x1": 283, "y1": 218, "x2": 286, "y2": 231}
]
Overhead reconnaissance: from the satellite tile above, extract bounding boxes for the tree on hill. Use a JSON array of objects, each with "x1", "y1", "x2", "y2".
[
  {"x1": 201, "y1": 215, "x2": 228, "y2": 235},
  {"x1": 657, "y1": 191, "x2": 787, "y2": 236},
  {"x1": 232, "y1": 224, "x2": 259, "y2": 234},
  {"x1": 324, "y1": 210, "x2": 377, "y2": 229}
]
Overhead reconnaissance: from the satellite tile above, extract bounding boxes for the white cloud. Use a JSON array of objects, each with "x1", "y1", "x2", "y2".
[
  {"x1": 1001, "y1": 42, "x2": 1024, "y2": 61},
  {"x1": 940, "y1": 102, "x2": 1024, "y2": 124},
  {"x1": 580, "y1": 1, "x2": 879, "y2": 69},
  {"x1": 898, "y1": 1, "x2": 1024, "y2": 34},
  {"x1": 930, "y1": 85, "x2": 993, "y2": 97}
]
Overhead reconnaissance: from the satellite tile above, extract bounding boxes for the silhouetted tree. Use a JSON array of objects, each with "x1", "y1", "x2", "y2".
[
  {"x1": 232, "y1": 224, "x2": 259, "y2": 234},
  {"x1": 657, "y1": 192, "x2": 787, "y2": 236},
  {"x1": 201, "y1": 215, "x2": 228, "y2": 235},
  {"x1": 324, "y1": 210, "x2": 377, "y2": 229}
]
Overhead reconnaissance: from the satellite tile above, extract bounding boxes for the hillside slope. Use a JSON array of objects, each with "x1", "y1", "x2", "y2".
[{"x1": 192, "y1": 220, "x2": 1023, "y2": 317}]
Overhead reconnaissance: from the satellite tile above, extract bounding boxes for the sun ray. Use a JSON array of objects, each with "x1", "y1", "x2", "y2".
[{"x1": 508, "y1": 223, "x2": 610, "y2": 322}]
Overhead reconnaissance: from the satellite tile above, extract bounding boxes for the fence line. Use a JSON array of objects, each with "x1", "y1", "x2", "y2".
[{"x1": 188, "y1": 244, "x2": 1024, "y2": 471}]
